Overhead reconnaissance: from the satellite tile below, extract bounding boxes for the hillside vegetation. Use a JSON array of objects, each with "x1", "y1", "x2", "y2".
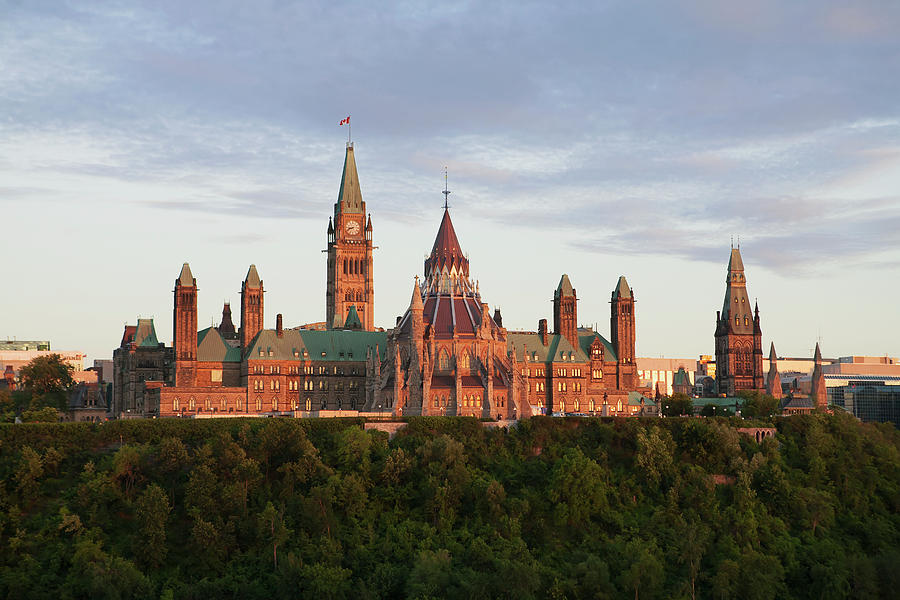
[{"x1": 1, "y1": 414, "x2": 898, "y2": 599}]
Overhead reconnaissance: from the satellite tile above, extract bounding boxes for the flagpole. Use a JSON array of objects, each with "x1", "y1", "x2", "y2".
[{"x1": 348, "y1": 116, "x2": 351, "y2": 145}]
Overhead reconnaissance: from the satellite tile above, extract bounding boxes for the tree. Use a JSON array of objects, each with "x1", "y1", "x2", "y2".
[
  {"x1": 134, "y1": 483, "x2": 171, "y2": 568},
  {"x1": 662, "y1": 393, "x2": 693, "y2": 417},
  {"x1": 739, "y1": 391, "x2": 780, "y2": 418},
  {"x1": 618, "y1": 538, "x2": 663, "y2": 600},
  {"x1": 21, "y1": 406, "x2": 60, "y2": 422},
  {"x1": 258, "y1": 501, "x2": 291, "y2": 570},
  {"x1": 17, "y1": 354, "x2": 74, "y2": 410}
]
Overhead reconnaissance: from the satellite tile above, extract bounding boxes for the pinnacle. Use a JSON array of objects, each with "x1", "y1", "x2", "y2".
[
  {"x1": 244, "y1": 264, "x2": 262, "y2": 289},
  {"x1": 178, "y1": 263, "x2": 195, "y2": 287}
]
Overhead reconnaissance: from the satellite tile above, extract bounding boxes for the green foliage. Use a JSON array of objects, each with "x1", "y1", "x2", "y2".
[
  {"x1": 21, "y1": 407, "x2": 59, "y2": 423},
  {"x1": 662, "y1": 393, "x2": 694, "y2": 416},
  {"x1": 740, "y1": 390, "x2": 781, "y2": 418},
  {"x1": 0, "y1": 414, "x2": 898, "y2": 598},
  {"x1": 16, "y1": 354, "x2": 75, "y2": 412}
]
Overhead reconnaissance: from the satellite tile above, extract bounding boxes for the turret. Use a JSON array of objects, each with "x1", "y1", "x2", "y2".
[
  {"x1": 173, "y1": 263, "x2": 198, "y2": 387},
  {"x1": 553, "y1": 274, "x2": 578, "y2": 348},
  {"x1": 241, "y1": 264, "x2": 264, "y2": 349}
]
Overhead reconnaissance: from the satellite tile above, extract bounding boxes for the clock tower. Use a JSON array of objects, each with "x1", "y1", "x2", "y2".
[{"x1": 326, "y1": 143, "x2": 375, "y2": 330}]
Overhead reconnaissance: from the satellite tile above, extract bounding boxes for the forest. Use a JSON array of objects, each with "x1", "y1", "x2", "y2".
[{"x1": 1, "y1": 413, "x2": 898, "y2": 599}]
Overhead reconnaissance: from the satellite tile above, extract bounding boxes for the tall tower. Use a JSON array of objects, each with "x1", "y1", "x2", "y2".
[
  {"x1": 553, "y1": 274, "x2": 578, "y2": 348},
  {"x1": 714, "y1": 247, "x2": 764, "y2": 395},
  {"x1": 173, "y1": 263, "x2": 197, "y2": 387},
  {"x1": 241, "y1": 264, "x2": 264, "y2": 349},
  {"x1": 611, "y1": 276, "x2": 637, "y2": 388},
  {"x1": 766, "y1": 342, "x2": 782, "y2": 400},
  {"x1": 810, "y1": 343, "x2": 827, "y2": 409},
  {"x1": 326, "y1": 143, "x2": 374, "y2": 330}
]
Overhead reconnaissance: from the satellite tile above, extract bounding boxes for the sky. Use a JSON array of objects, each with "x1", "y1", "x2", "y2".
[{"x1": 2, "y1": 0, "x2": 899, "y2": 364}]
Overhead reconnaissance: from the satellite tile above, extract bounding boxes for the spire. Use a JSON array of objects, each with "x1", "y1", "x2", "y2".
[
  {"x1": 424, "y1": 208, "x2": 470, "y2": 287},
  {"x1": 612, "y1": 275, "x2": 632, "y2": 300},
  {"x1": 810, "y1": 342, "x2": 826, "y2": 409},
  {"x1": 409, "y1": 276, "x2": 423, "y2": 311},
  {"x1": 327, "y1": 217, "x2": 334, "y2": 234},
  {"x1": 720, "y1": 247, "x2": 753, "y2": 333},
  {"x1": 366, "y1": 214, "x2": 373, "y2": 231},
  {"x1": 336, "y1": 144, "x2": 364, "y2": 215},
  {"x1": 219, "y1": 302, "x2": 235, "y2": 335},
  {"x1": 244, "y1": 264, "x2": 262, "y2": 289},
  {"x1": 178, "y1": 263, "x2": 195, "y2": 287},
  {"x1": 727, "y1": 247, "x2": 745, "y2": 273},
  {"x1": 430, "y1": 209, "x2": 464, "y2": 260},
  {"x1": 766, "y1": 341, "x2": 782, "y2": 400},
  {"x1": 555, "y1": 274, "x2": 575, "y2": 298}
]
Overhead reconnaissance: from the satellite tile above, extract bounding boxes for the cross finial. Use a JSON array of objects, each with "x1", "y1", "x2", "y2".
[{"x1": 442, "y1": 166, "x2": 451, "y2": 210}]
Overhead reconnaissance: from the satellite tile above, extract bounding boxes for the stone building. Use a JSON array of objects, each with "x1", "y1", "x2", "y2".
[
  {"x1": 714, "y1": 247, "x2": 764, "y2": 395},
  {"x1": 117, "y1": 143, "x2": 650, "y2": 419},
  {"x1": 112, "y1": 319, "x2": 172, "y2": 417}
]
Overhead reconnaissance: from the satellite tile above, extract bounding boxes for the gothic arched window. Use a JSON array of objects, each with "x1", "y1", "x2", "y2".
[{"x1": 439, "y1": 349, "x2": 450, "y2": 371}]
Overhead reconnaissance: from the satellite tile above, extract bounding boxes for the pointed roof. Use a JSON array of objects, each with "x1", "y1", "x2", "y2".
[
  {"x1": 728, "y1": 247, "x2": 745, "y2": 272},
  {"x1": 769, "y1": 342, "x2": 777, "y2": 363},
  {"x1": 430, "y1": 208, "x2": 464, "y2": 259},
  {"x1": 814, "y1": 342, "x2": 822, "y2": 363},
  {"x1": 134, "y1": 319, "x2": 159, "y2": 348},
  {"x1": 424, "y1": 208, "x2": 470, "y2": 285},
  {"x1": 178, "y1": 263, "x2": 194, "y2": 287},
  {"x1": 612, "y1": 275, "x2": 632, "y2": 300},
  {"x1": 555, "y1": 274, "x2": 575, "y2": 298},
  {"x1": 343, "y1": 305, "x2": 362, "y2": 330},
  {"x1": 244, "y1": 264, "x2": 262, "y2": 289},
  {"x1": 218, "y1": 302, "x2": 235, "y2": 335},
  {"x1": 409, "y1": 278, "x2": 423, "y2": 311},
  {"x1": 336, "y1": 144, "x2": 364, "y2": 215}
]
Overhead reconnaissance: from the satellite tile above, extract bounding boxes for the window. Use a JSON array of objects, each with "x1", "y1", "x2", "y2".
[
  {"x1": 189, "y1": 396, "x2": 196, "y2": 410},
  {"x1": 271, "y1": 365, "x2": 280, "y2": 374},
  {"x1": 173, "y1": 397, "x2": 180, "y2": 411},
  {"x1": 305, "y1": 398, "x2": 311, "y2": 411},
  {"x1": 256, "y1": 397, "x2": 262, "y2": 411},
  {"x1": 439, "y1": 349, "x2": 450, "y2": 371},
  {"x1": 221, "y1": 397, "x2": 227, "y2": 410},
  {"x1": 211, "y1": 369, "x2": 222, "y2": 383},
  {"x1": 237, "y1": 398, "x2": 244, "y2": 411}
]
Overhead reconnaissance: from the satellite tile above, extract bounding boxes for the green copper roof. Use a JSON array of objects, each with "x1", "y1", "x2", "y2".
[
  {"x1": 197, "y1": 327, "x2": 241, "y2": 362},
  {"x1": 508, "y1": 332, "x2": 589, "y2": 364},
  {"x1": 578, "y1": 330, "x2": 617, "y2": 361},
  {"x1": 673, "y1": 367, "x2": 691, "y2": 386},
  {"x1": 336, "y1": 144, "x2": 364, "y2": 215},
  {"x1": 245, "y1": 328, "x2": 387, "y2": 362},
  {"x1": 627, "y1": 391, "x2": 656, "y2": 407},
  {"x1": 343, "y1": 305, "x2": 362, "y2": 329},
  {"x1": 135, "y1": 319, "x2": 159, "y2": 348}
]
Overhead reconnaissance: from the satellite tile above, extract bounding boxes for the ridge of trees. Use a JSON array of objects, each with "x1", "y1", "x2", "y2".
[{"x1": 1, "y1": 413, "x2": 899, "y2": 599}]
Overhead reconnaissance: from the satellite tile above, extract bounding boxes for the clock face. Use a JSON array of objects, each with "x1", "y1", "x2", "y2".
[{"x1": 344, "y1": 219, "x2": 361, "y2": 236}]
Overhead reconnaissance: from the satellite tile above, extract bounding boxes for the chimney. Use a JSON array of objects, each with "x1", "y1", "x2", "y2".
[
  {"x1": 538, "y1": 318, "x2": 548, "y2": 346},
  {"x1": 276, "y1": 314, "x2": 283, "y2": 337},
  {"x1": 493, "y1": 307, "x2": 503, "y2": 327}
]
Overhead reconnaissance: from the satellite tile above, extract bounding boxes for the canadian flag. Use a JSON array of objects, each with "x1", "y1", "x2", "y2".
[{"x1": 339, "y1": 116, "x2": 350, "y2": 126}]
